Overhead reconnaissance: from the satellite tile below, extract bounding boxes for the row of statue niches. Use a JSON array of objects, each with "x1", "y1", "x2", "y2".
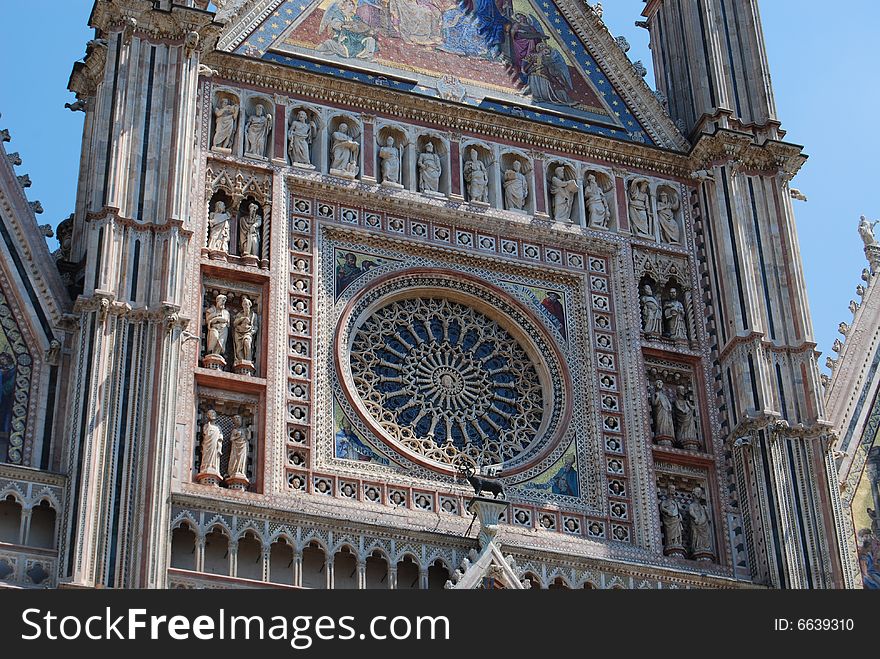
[
  {"x1": 640, "y1": 281, "x2": 690, "y2": 345},
  {"x1": 659, "y1": 485, "x2": 715, "y2": 562},
  {"x1": 196, "y1": 408, "x2": 254, "y2": 490},
  {"x1": 650, "y1": 380, "x2": 701, "y2": 451},
  {"x1": 203, "y1": 292, "x2": 260, "y2": 377},
  {"x1": 206, "y1": 196, "x2": 265, "y2": 266}
]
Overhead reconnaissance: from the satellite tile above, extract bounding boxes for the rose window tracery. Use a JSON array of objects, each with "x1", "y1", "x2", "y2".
[{"x1": 348, "y1": 296, "x2": 549, "y2": 467}]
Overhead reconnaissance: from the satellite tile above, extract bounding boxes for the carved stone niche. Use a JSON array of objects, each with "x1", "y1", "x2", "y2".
[
  {"x1": 195, "y1": 391, "x2": 259, "y2": 492},
  {"x1": 583, "y1": 168, "x2": 617, "y2": 231},
  {"x1": 416, "y1": 133, "x2": 449, "y2": 198},
  {"x1": 328, "y1": 114, "x2": 362, "y2": 179},
  {"x1": 499, "y1": 150, "x2": 534, "y2": 215},
  {"x1": 242, "y1": 94, "x2": 274, "y2": 161},
  {"x1": 201, "y1": 280, "x2": 263, "y2": 378},
  {"x1": 211, "y1": 89, "x2": 241, "y2": 155},
  {"x1": 545, "y1": 160, "x2": 582, "y2": 225},
  {"x1": 646, "y1": 358, "x2": 703, "y2": 452},
  {"x1": 633, "y1": 249, "x2": 694, "y2": 348},
  {"x1": 204, "y1": 162, "x2": 272, "y2": 268},
  {"x1": 374, "y1": 123, "x2": 409, "y2": 190},
  {"x1": 655, "y1": 468, "x2": 717, "y2": 563},
  {"x1": 287, "y1": 105, "x2": 323, "y2": 170},
  {"x1": 655, "y1": 184, "x2": 683, "y2": 247},
  {"x1": 626, "y1": 177, "x2": 654, "y2": 239},
  {"x1": 460, "y1": 141, "x2": 495, "y2": 207}
]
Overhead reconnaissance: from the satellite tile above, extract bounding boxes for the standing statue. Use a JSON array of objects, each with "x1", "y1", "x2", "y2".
[
  {"x1": 657, "y1": 190, "x2": 681, "y2": 244},
  {"x1": 226, "y1": 415, "x2": 250, "y2": 484},
  {"x1": 233, "y1": 297, "x2": 258, "y2": 368},
  {"x1": 288, "y1": 110, "x2": 316, "y2": 167},
  {"x1": 585, "y1": 174, "x2": 610, "y2": 228},
  {"x1": 204, "y1": 294, "x2": 231, "y2": 363},
  {"x1": 378, "y1": 135, "x2": 402, "y2": 187},
  {"x1": 640, "y1": 284, "x2": 663, "y2": 336},
  {"x1": 244, "y1": 103, "x2": 272, "y2": 158},
  {"x1": 212, "y1": 97, "x2": 239, "y2": 151},
  {"x1": 238, "y1": 203, "x2": 262, "y2": 259},
  {"x1": 330, "y1": 122, "x2": 360, "y2": 177},
  {"x1": 628, "y1": 180, "x2": 652, "y2": 237},
  {"x1": 550, "y1": 166, "x2": 578, "y2": 222},
  {"x1": 664, "y1": 288, "x2": 688, "y2": 342},
  {"x1": 689, "y1": 487, "x2": 714, "y2": 559},
  {"x1": 503, "y1": 161, "x2": 528, "y2": 212},
  {"x1": 859, "y1": 215, "x2": 879, "y2": 248},
  {"x1": 199, "y1": 409, "x2": 223, "y2": 480},
  {"x1": 463, "y1": 148, "x2": 489, "y2": 203},
  {"x1": 418, "y1": 142, "x2": 442, "y2": 194},
  {"x1": 673, "y1": 386, "x2": 699, "y2": 450},
  {"x1": 660, "y1": 484, "x2": 685, "y2": 555},
  {"x1": 206, "y1": 201, "x2": 231, "y2": 253},
  {"x1": 652, "y1": 379, "x2": 675, "y2": 445}
]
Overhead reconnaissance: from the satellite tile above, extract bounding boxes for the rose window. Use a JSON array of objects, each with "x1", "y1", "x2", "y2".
[{"x1": 347, "y1": 294, "x2": 556, "y2": 469}]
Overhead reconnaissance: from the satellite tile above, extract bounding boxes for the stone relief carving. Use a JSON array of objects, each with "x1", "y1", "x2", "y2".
[
  {"x1": 329, "y1": 121, "x2": 360, "y2": 178},
  {"x1": 238, "y1": 202, "x2": 262, "y2": 263},
  {"x1": 646, "y1": 360, "x2": 703, "y2": 452},
  {"x1": 628, "y1": 179, "x2": 652, "y2": 238},
  {"x1": 418, "y1": 141, "x2": 442, "y2": 196},
  {"x1": 463, "y1": 148, "x2": 489, "y2": 204},
  {"x1": 689, "y1": 487, "x2": 715, "y2": 561},
  {"x1": 212, "y1": 94, "x2": 239, "y2": 152},
  {"x1": 232, "y1": 296, "x2": 258, "y2": 376},
  {"x1": 656, "y1": 187, "x2": 681, "y2": 245},
  {"x1": 660, "y1": 484, "x2": 685, "y2": 557},
  {"x1": 203, "y1": 294, "x2": 230, "y2": 370},
  {"x1": 664, "y1": 287, "x2": 688, "y2": 344},
  {"x1": 206, "y1": 201, "x2": 231, "y2": 255},
  {"x1": 503, "y1": 160, "x2": 528, "y2": 212},
  {"x1": 197, "y1": 409, "x2": 223, "y2": 486},
  {"x1": 244, "y1": 102, "x2": 272, "y2": 159},
  {"x1": 378, "y1": 135, "x2": 403, "y2": 188},
  {"x1": 651, "y1": 379, "x2": 675, "y2": 447},
  {"x1": 584, "y1": 172, "x2": 611, "y2": 229},
  {"x1": 640, "y1": 284, "x2": 662, "y2": 337},
  {"x1": 226, "y1": 414, "x2": 251, "y2": 489},
  {"x1": 549, "y1": 165, "x2": 578, "y2": 222},
  {"x1": 288, "y1": 109, "x2": 317, "y2": 168}
]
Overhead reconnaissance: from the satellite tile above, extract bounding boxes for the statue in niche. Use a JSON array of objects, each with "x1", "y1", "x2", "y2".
[
  {"x1": 585, "y1": 174, "x2": 610, "y2": 229},
  {"x1": 212, "y1": 97, "x2": 239, "y2": 151},
  {"x1": 233, "y1": 296, "x2": 257, "y2": 368},
  {"x1": 199, "y1": 409, "x2": 223, "y2": 480},
  {"x1": 244, "y1": 103, "x2": 272, "y2": 158},
  {"x1": 206, "y1": 201, "x2": 231, "y2": 253},
  {"x1": 463, "y1": 148, "x2": 489, "y2": 203},
  {"x1": 664, "y1": 288, "x2": 688, "y2": 343},
  {"x1": 689, "y1": 487, "x2": 714, "y2": 559},
  {"x1": 651, "y1": 379, "x2": 675, "y2": 445},
  {"x1": 674, "y1": 386, "x2": 699, "y2": 450},
  {"x1": 660, "y1": 484, "x2": 685, "y2": 555},
  {"x1": 288, "y1": 110, "x2": 317, "y2": 167},
  {"x1": 503, "y1": 160, "x2": 528, "y2": 211},
  {"x1": 640, "y1": 284, "x2": 662, "y2": 336},
  {"x1": 238, "y1": 202, "x2": 262, "y2": 259},
  {"x1": 859, "y1": 215, "x2": 879, "y2": 248},
  {"x1": 378, "y1": 135, "x2": 402, "y2": 187},
  {"x1": 204, "y1": 294, "x2": 230, "y2": 362},
  {"x1": 330, "y1": 122, "x2": 360, "y2": 177},
  {"x1": 226, "y1": 414, "x2": 250, "y2": 483},
  {"x1": 657, "y1": 190, "x2": 681, "y2": 245},
  {"x1": 550, "y1": 166, "x2": 578, "y2": 222},
  {"x1": 628, "y1": 180, "x2": 652, "y2": 237},
  {"x1": 418, "y1": 142, "x2": 442, "y2": 195}
]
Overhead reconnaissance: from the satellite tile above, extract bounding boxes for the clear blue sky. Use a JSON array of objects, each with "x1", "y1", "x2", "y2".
[{"x1": 0, "y1": 1, "x2": 874, "y2": 367}]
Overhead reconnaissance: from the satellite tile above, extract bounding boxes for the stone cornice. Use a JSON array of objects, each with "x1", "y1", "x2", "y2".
[
  {"x1": 689, "y1": 129, "x2": 808, "y2": 181},
  {"x1": 0, "y1": 463, "x2": 66, "y2": 488},
  {"x1": 85, "y1": 206, "x2": 194, "y2": 237}
]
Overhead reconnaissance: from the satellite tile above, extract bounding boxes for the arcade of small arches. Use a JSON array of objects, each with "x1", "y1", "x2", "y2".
[{"x1": 0, "y1": 494, "x2": 58, "y2": 550}]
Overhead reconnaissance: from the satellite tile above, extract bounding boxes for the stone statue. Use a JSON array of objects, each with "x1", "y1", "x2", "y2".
[
  {"x1": 689, "y1": 487, "x2": 714, "y2": 558},
  {"x1": 418, "y1": 142, "x2": 442, "y2": 194},
  {"x1": 674, "y1": 386, "x2": 699, "y2": 450},
  {"x1": 288, "y1": 110, "x2": 316, "y2": 167},
  {"x1": 463, "y1": 148, "x2": 489, "y2": 203},
  {"x1": 238, "y1": 202, "x2": 262, "y2": 259},
  {"x1": 233, "y1": 296, "x2": 257, "y2": 368},
  {"x1": 244, "y1": 103, "x2": 272, "y2": 158},
  {"x1": 628, "y1": 180, "x2": 652, "y2": 237},
  {"x1": 226, "y1": 414, "x2": 250, "y2": 483},
  {"x1": 640, "y1": 284, "x2": 662, "y2": 336},
  {"x1": 378, "y1": 135, "x2": 402, "y2": 187},
  {"x1": 859, "y1": 215, "x2": 879, "y2": 248},
  {"x1": 503, "y1": 161, "x2": 528, "y2": 212},
  {"x1": 550, "y1": 166, "x2": 578, "y2": 222},
  {"x1": 652, "y1": 379, "x2": 675, "y2": 445},
  {"x1": 199, "y1": 409, "x2": 223, "y2": 480},
  {"x1": 660, "y1": 484, "x2": 685, "y2": 554},
  {"x1": 204, "y1": 294, "x2": 230, "y2": 362},
  {"x1": 664, "y1": 288, "x2": 688, "y2": 342},
  {"x1": 212, "y1": 98, "x2": 239, "y2": 151},
  {"x1": 206, "y1": 201, "x2": 231, "y2": 253},
  {"x1": 585, "y1": 174, "x2": 610, "y2": 228},
  {"x1": 330, "y1": 122, "x2": 359, "y2": 177},
  {"x1": 657, "y1": 190, "x2": 681, "y2": 244}
]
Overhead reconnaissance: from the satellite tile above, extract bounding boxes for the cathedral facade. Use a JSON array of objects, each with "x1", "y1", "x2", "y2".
[{"x1": 0, "y1": 0, "x2": 862, "y2": 589}]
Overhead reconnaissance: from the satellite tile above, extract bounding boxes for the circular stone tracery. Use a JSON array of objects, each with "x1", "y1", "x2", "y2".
[{"x1": 348, "y1": 294, "x2": 553, "y2": 469}]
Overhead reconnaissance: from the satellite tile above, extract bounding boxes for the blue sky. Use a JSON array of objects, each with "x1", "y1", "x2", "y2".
[{"x1": 0, "y1": 1, "x2": 874, "y2": 367}]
